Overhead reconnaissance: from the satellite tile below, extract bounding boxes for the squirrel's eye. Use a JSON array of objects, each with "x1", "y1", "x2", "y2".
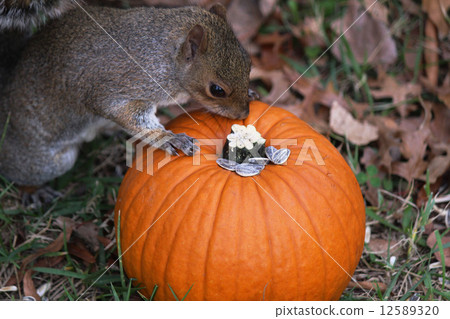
[{"x1": 209, "y1": 84, "x2": 226, "y2": 98}]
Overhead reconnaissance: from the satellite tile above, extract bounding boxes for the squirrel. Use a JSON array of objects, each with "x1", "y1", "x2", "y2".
[{"x1": 0, "y1": 3, "x2": 254, "y2": 197}]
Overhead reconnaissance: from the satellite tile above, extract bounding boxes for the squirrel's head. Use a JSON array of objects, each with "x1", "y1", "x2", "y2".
[{"x1": 177, "y1": 4, "x2": 254, "y2": 120}]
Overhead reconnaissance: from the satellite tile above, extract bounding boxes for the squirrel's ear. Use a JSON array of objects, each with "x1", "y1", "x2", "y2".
[
  {"x1": 184, "y1": 24, "x2": 206, "y2": 62},
  {"x1": 209, "y1": 4, "x2": 227, "y2": 21}
]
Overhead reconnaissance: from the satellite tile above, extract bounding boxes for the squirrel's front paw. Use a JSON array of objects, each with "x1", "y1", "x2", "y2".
[{"x1": 161, "y1": 133, "x2": 199, "y2": 156}]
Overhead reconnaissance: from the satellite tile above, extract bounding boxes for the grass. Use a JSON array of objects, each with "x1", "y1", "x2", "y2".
[{"x1": 1, "y1": 0, "x2": 449, "y2": 300}]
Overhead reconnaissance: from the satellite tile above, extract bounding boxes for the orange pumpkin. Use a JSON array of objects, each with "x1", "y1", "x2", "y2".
[{"x1": 114, "y1": 101, "x2": 365, "y2": 300}]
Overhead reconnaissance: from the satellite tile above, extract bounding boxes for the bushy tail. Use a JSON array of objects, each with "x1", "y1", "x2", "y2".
[{"x1": 0, "y1": 0, "x2": 75, "y2": 31}]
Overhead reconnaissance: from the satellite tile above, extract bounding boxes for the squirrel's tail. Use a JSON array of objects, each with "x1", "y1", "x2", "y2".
[{"x1": 0, "y1": 0, "x2": 75, "y2": 31}]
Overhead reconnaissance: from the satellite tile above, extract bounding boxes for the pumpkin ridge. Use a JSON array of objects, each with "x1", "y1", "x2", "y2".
[
  {"x1": 126, "y1": 156, "x2": 205, "y2": 226},
  {"x1": 258, "y1": 114, "x2": 302, "y2": 138},
  {"x1": 285, "y1": 161, "x2": 363, "y2": 266},
  {"x1": 202, "y1": 168, "x2": 234, "y2": 300},
  {"x1": 284, "y1": 162, "x2": 360, "y2": 224},
  {"x1": 253, "y1": 178, "x2": 282, "y2": 300},
  {"x1": 119, "y1": 171, "x2": 163, "y2": 279},
  {"x1": 234, "y1": 175, "x2": 244, "y2": 300},
  {"x1": 261, "y1": 169, "x2": 329, "y2": 299},
  {"x1": 139, "y1": 168, "x2": 209, "y2": 295},
  {"x1": 283, "y1": 166, "x2": 354, "y2": 277},
  {"x1": 161, "y1": 168, "x2": 216, "y2": 300},
  {"x1": 209, "y1": 110, "x2": 238, "y2": 137}
]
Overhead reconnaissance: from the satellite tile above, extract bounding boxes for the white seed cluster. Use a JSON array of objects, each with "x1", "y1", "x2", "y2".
[{"x1": 227, "y1": 124, "x2": 266, "y2": 150}]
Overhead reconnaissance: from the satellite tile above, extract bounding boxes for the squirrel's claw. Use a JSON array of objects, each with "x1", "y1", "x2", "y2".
[
  {"x1": 157, "y1": 132, "x2": 198, "y2": 156},
  {"x1": 168, "y1": 133, "x2": 199, "y2": 156},
  {"x1": 21, "y1": 186, "x2": 62, "y2": 209}
]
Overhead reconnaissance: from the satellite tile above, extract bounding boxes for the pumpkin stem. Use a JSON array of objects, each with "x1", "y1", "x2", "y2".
[{"x1": 220, "y1": 124, "x2": 266, "y2": 163}]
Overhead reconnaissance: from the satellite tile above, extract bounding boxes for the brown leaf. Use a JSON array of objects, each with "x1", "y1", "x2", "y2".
[
  {"x1": 291, "y1": 16, "x2": 326, "y2": 48},
  {"x1": 250, "y1": 67, "x2": 296, "y2": 105},
  {"x1": 227, "y1": 0, "x2": 275, "y2": 44},
  {"x1": 391, "y1": 127, "x2": 430, "y2": 182},
  {"x1": 255, "y1": 32, "x2": 294, "y2": 70},
  {"x1": 15, "y1": 220, "x2": 73, "y2": 285},
  {"x1": 23, "y1": 270, "x2": 41, "y2": 301},
  {"x1": 330, "y1": 101, "x2": 379, "y2": 145},
  {"x1": 421, "y1": 143, "x2": 450, "y2": 183},
  {"x1": 68, "y1": 241, "x2": 96, "y2": 264},
  {"x1": 370, "y1": 75, "x2": 422, "y2": 117},
  {"x1": 331, "y1": 0, "x2": 397, "y2": 66},
  {"x1": 360, "y1": 147, "x2": 378, "y2": 167},
  {"x1": 363, "y1": 0, "x2": 388, "y2": 24},
  {"x1": 367, "y1": 238, "x2": 403, "y2": 258},
  {"x1": 404, "y1": 25, "x2": 422, "y2": 71},
  {"x1": 427, "y1": 231, "x2": 450, "y2": 267},
  {"x1": 22, "y1": 222, "x2": 73, "y2": 269},
  {"x1": 420, "y1": 74, "x2": 450, "y2": 109},
  {"x1": 422, "y1": 0, "x2": 450, "y2": 39},
  {"x1": 401, "y1": 0, "x2": 422, "y2": 15},
  {"x1": 75, "y1": 222, "x2": 100, "y2": 252},
  {"x1": 424, "y1": 19, "x2": 439, "y2": 86},
  {"x1": 347, "y1": 280, "x2": 387, "y2": 292},
  {"x1": 369, "y1": 116, "x2": 401, "y2": 172},
  {"x1": 97, "y1": 236, "x2": 112, "y2": 248}
]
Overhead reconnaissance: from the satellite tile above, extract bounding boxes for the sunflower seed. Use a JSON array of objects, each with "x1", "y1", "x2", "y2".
[
  {"x1": 271, "y1": 148, "x2": 291, "y2": 165},
  {"x1": 0, "y1": 285, "x2": 17, "y2": 292},
  {"x1": 265, "y1": 146, "x2": 277, "y2": 161},
  {"x1": 23, "y1": 296, "x2": 36, "y2": 301},
  {"x1": 248, "y1": 157, "x2": 270, "y2": 165},
  {"x1": 235, "y1": 163, "x2": 264, "y2": 177},
  {"x1": 216, "y1": 158, "x2": 238, "y2": 171}
]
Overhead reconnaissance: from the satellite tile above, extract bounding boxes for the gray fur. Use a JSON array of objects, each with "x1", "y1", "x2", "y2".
[{"x1": 0, "y1": 5, "x2": 251, "y2": 186}]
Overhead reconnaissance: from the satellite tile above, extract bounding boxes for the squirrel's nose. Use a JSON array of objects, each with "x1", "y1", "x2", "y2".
[{"x1": 237, "y1": 107, "x2": 249, "y2": 120}]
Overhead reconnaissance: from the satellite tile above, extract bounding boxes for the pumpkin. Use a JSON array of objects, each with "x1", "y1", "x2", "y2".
[{"x1": 114, "y1": 101, "x2": 365, "y2": 301}]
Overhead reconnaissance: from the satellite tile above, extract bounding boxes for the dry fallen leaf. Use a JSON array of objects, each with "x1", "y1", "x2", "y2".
[
  {"x1": 331, "y1": 0, "x2": 397, "y2": 66},
  {"x1": 400, "y1": 0, "x2": 422, "y2": 15},
  {"x1": 290, "y1": 16, "x2": 326, "y2": 48},
  {"x1": 370, "y1": 75, "x2": 422, "y2": 117},
  {"x1": 255, "y1": 32, "x2": 294, "y2": 70},
  {"x1": 68, "y1": 241, "x2": 96, "y2": 264},
  {"x1": 330, "y1": 101, "x2": 379, "y2": 145},
  {"x1": 427, "y1": 231, "x2": 450, "y2": 267},
  {"x1": 421, "y1": 143, "x2": 450, "y2": 184},
  {"x1": 363, "y1": 0, "x2": 388, "y2": 24},
  {"x1": 422, "y1": 0, "x2": 450, "y2": 39},
  {"x1": 424, "y1": 19, "x2": 439, "y2": 86},
  {"x1": 75, "y1": 222, "x2": 100, "y2": 252},
  {"x1": 6, "y1": 219, "x2": 74, "y2": 286},
  {"x1": 347, "y1": 280, "x2": 387, "y2": 292},
  {"x1": 366, "y1": 238, "x2": 403, "y2": 258},
  {"x1": 391, "y1": 126, "x2": 430, "y2": 183},
  {"x1": 23, "y1": 269, "x2": 41, "y2": 301},
  {"x1": 227, "y1": 0, "x2": 276, "y2": 44},
  {"x1": 250, "y1": 67, "x2": 296, "y2": 105}
]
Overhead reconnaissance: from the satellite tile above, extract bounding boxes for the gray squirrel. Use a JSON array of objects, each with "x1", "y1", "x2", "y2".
[{"x1": 0, "y1": 3, "x2": 254, "y2": 199}]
